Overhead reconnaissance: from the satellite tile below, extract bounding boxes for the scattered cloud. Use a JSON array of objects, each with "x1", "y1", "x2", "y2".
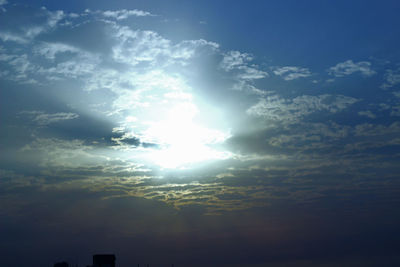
[
  {"x1": 273, "y1": 66, "x2": 312, "y2": 80},
  {"x1": 354, "y1": 122, "x2": 400, "y2": 137},
  {"x1": 103, "y1": 9, "x2": 153, "y2": 20},
  {"x1": 391, "y1": 105, "x2": 400, "y2": 116},
  {"x1": 20, "y1": 137, "x2": 99, "y2": 169},
  {"x1": 33, "y1": 42, "x2": 81, "y2": 60},
  {"x1": 381, "y1": 67, "x2": 400, "y2": 89},
  {"x1": 0, "y1": 0, "x2": 7, "y2": 12},
  {"x1": 20, "y1": 111, "x2": 79, "y2": 126},
  {"x1": 0, "y1": 3, "x2": 399, "y2": 217},
  {"x1": 0, "y1": 32, "x2": 28, "y2": 44},
  {"x1": 247, "y1": 94, "x2": 358, "y2": 123},
  {"x1": 220, "y1": 51, "x2": 253, "y2": 71},
  {"x1": 0, "y1": 6, "x2": 64, "y2": 44},
  {"x1": 328, "y1": 60, "x2": 376, "y2": 77},
  {"x1": 1, "y1": 4, "x2": 400, "y2": 267},
  {"x1": 358, "y1": 110, "x2": 376, "y2": 119},
  {"x1": 220, "y1": 50, "x2": 268, "y2": 80}
]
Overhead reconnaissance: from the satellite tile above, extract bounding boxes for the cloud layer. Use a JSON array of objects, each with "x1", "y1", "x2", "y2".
[{"x1": 1, "y1": 2, "x2": 400, "y2": 266}]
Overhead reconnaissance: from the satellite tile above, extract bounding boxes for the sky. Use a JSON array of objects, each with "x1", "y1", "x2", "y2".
[{"x1": 1, "y1": 0, "x2": 400, "y2": 266}]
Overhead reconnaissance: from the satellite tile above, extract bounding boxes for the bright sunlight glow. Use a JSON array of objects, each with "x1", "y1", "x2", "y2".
[{"x1": 143, "y1": 102, "x2": 231, "y2": 169}]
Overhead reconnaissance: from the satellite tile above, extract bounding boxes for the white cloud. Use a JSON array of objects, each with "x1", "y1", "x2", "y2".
[
  {"x1": 68, "y1": 13, "x2": 79, "y2": 18},
  {"x1": 47, "y1": 10, "x2": 64, "y2": 27},
  {"x1": 237, "y1": 65, "x2": 268, "y2": 80},
  {"x1": 391, "y1": 105, "x2": 400, "y2": 116},
  {"x1": 328, "y1": 60, "x2": 376, "y2": 77},
  {"x1": 37, "y1": 52, "x2": 100, "y2": 79},
  {"x1": 21, "y1": 111, "x2": 79, "y2": 125},
  {"x1": 0, "y1": 53, "x2": 37, "y2": 82},
  {"x1": 110, "y1": 26, "x2": 216, "y2": 67},
  {"x1": 381, "y1": 67, "x2": 400, "y2": 89},
  {"x1": 220, "y1": 50, "x2": 268, "y2": 80},
  {"x1": 0, "y1": 32, "x2": 27, "y2": 43},
  {"x1": 33, "y1": 42, "x2": 81, "y2": 60},
  {"x1": 247, "y1": 94, "x2": 358, "y2": 123},
  {"x1": 358, "y1": 110, "x2": 376, "y2": 119},
  {"x1": 354, "y1": 122, "x2": 400, "y2": 137},
  {"x1": 0, "y1": 0, "x2": 7, "y2": 12},
  {"x1": 273, "y1": 66, "x2": 312, "y2": 80},
  {"x1": 0, "y1": 8, "x2": 64, "y2": 44},
  {"x1": 103, "y1": 9, "x2": 153, "y2": 20},
  {"x1": 220, "y1": 51, "x2": 253, "y2": 71}
]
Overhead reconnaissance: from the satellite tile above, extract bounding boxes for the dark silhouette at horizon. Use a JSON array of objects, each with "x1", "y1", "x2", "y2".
[
  {"x1": 55, "y1": 254, "x2": 177, "y2": 267},
  {"x1": 87, "y1": 254, "x2": 116, "y2": 267}
]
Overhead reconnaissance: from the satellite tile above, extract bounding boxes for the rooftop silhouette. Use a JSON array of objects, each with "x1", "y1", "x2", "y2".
[
  {"x1": 85, "y1": 254, "x2": 116, "y2": 267},
  {"x1": 54, "y1": 262, "x2": 69, "y2": 267}
]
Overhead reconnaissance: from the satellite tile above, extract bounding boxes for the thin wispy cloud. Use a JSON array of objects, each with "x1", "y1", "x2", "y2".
[
  {"x1": 20, "y1": 111, "x2": 79, "y2": 126},
  {"x1": 328, "y1": 59, "x2": 376, "y2": 77},
  {"x1": 273, "y1": 66, "x2": 312, "y2": 80},
  {"x1": 381, "y1": 67, "x2": 400, "y2": 89},
  {"x1": 103, "y1": 9, "x2": 154, "y2": 20}
]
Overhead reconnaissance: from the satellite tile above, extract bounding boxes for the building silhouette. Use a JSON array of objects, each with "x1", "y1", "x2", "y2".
[
  {"x1": 91, "y1": 254, "x2": 116, "y2": 267},
  {"x1": 54, "y1": 262, "x2": 69, "y2": 267}
]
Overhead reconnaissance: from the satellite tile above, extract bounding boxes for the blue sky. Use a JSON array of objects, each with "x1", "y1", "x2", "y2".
[{"x1": 1, "y1": 1, "x2": 400, "y2": 266}]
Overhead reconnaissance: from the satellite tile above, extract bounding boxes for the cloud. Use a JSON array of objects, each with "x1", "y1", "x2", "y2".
[
  {"x1": 38, "y1": 56, "x2": 99, "y2": 79},
  {"x1": 19, "y1": 138, "x2": 103, "y2": 170},
  {"x1": 33, "y1": 42, "x2": 81, "y2": 60},
  {"x1": 273, "y1": 66, "x2": 312, "y2": 80},
  {"x1": 354, "y1": 122, "x2": 400, "y2": 137},
  {"x1": 0, "y1": 32, "x2": 27, "y2": 43},
  {"x1": 0, "y1": 53, "x2": 37, "y2": 83},
  {"x1": 109, "y1": 24, "x2": 218, "y2": 69},
  {"x1": 381, "y1": 67, "x2": 400, "y2": 89},
  {"x1": 0, "y1": 6, "x2": 64, "y2": 44},
  {"x1": 20, "y1": 111, "x2": 79, "y2": 126},
  {"x1": 0, "y1": 0, "x2": 7, "y2": 12},
  {"x1": 358, "y1": 110, "x2": 376, "y2": 119},
  {"x1": 220, "y1": 51, "x2": 253, "y2": 71},
  {"x1": 1, "y1": 3, "x2": 399, "y2": 219},
  {"x1": 220, "y1": 50, "x2": 268, "y2": 80},
  {"x1": 328, "y1": 60, "x2": 376, "y2": 77},
  {"x1": 391, "y1": 105, "x2": 400, "y2": 116},
  {"x1": 103, "y1": 9, "x2": 153, "y2": 20},
  {"x1": 46, "y1": 9, "x2": 64, "y2": 28},
  {"x1": 247, "y1": 94, "x2": 358, "y2": 124}
]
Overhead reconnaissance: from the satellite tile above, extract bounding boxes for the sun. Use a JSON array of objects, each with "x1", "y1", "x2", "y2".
[{"x1": 143, "y1": 102, "x2": 231, "y2": 169}]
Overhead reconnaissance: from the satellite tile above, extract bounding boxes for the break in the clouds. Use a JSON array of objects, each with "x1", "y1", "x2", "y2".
[{"x1": 1, "y1": 1, "x2": 400, "y2": 266}]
